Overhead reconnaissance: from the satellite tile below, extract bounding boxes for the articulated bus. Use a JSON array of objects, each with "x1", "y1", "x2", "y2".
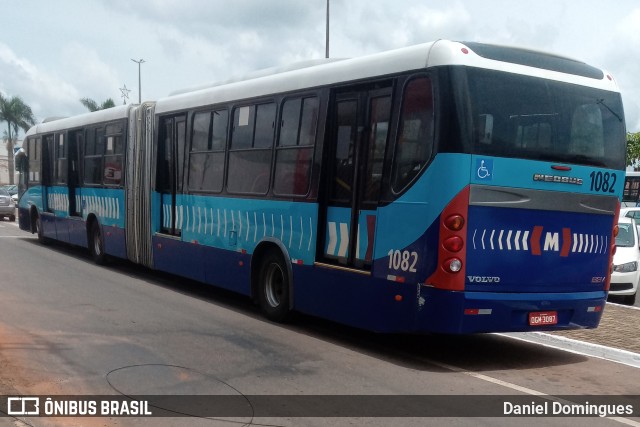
[{"x1": 17, "y1": 40, "x2": 626, "y2": 333}]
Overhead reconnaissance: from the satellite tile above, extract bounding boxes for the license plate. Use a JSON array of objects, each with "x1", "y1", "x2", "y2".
[{"x1": 529, "y1": 311, "x2": 558, "y2": 326}]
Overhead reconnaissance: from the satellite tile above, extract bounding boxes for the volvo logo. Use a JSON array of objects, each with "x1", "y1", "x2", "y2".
[{"x1": 468, "y1": 276, "x2": 501, "y2": 283}]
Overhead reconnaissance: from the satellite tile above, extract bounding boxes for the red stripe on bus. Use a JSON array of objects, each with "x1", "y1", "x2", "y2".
[{"x1": 531, "y1": 226, "x2": 543, "y2": 255}]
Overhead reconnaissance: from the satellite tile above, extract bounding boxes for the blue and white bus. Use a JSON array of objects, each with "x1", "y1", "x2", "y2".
[{"x1": 17, "y1": 40, "x2": 626, "y2": 333}]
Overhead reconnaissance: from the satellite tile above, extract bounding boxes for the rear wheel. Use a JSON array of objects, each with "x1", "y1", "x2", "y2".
[
  {"x1": 9, "y1": 214, "x2": 15, "y2": 222},
  {"x1": 89, "y1": 221, "x2": 107, "y2": 265},
  {"x1": 258, "y1": 251, "x2": 291, "y2": 322}
]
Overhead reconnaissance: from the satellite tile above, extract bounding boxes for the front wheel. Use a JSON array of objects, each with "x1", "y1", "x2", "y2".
[
  {"x1": 35, "y1": 213, "x2": 48, "y2": 244},
  {"x1": 258, "y1": 252, "x2": 291, "y2": 322},
  {"x1": 89, "y1": 221, "x2": 108, "y2": 265}
]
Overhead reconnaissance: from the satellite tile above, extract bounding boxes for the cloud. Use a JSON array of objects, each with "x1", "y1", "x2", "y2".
[
  {"x1": 97, "y1": 0, "x2": 326, "y2": 96},
  {"x1": 2, "y1": 0, "x2": 639, "y2": 134},
  {"x1": 60, "y1": 42, "x2": 122, "y2": 102},
  {"x1": 328, "y1": 2, "x2": 473, "y2": 56},
  {"x1": 593, "y1": 8, "x2": 640, "y2": 132},
  {"x1": 0, "y1": 42, "x2": 79, "y2": 122}
]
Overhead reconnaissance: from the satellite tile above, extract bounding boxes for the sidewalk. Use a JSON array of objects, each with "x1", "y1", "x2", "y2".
[{"x1": 548, "y1": 303, "x2": 640, "y2": 355}]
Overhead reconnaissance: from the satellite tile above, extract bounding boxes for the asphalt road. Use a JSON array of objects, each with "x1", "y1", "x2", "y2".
[{"x1": 0, "y1": 219, "x2": 639, "y2": 427}]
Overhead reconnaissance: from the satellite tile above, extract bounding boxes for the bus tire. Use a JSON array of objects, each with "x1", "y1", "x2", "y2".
[
  {"x1": 89, "y1": 221, "x2": 108, "y2": 265},
  {"x1": 257, "y1": 251, "x2": 291, "y2": 322},
  {"x1": 34, "y1": 213, "x2": 47, "y2": 244}
]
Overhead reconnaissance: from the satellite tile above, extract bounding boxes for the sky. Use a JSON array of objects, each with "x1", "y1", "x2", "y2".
[{"x1": 2, "y1": 0, "x2": 640, "y2": 144}]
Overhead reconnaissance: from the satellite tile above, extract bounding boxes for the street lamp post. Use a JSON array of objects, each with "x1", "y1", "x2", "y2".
[
  {"x1": 325, "y1": 0, "x2": 330, "y2": 58},
  {"x1": 131, "y1": 58, "x2": 145, "y2": 103}
]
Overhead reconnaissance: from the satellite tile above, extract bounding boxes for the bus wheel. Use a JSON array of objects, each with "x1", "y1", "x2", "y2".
[
  {"x1": 258, "y1": 251, "x2": 291, "y2": 322},
  {"x1": 89, "y1": 222, "x2": 107, "y2": 265},
  {"x1": 34, "y1": 213, "x2": 47, "y2": 244}
]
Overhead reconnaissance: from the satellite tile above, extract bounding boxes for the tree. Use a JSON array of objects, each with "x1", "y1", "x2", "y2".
[
  {"x1": 80, "y1": 97, "x2": 116, "y2": 112},
  {"x1": 0, "y1": 94, "x2": 36, "y2": 185},
  {"x1": 627, "y1": 132, "x2": 640, "y2": 170}
]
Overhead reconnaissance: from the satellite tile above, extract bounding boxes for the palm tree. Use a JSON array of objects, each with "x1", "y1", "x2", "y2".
[
  {"x1": 0, "y1": 94, "x2": 36, "y2": 185},
  {"x1": 80, "y1": 97, "x2": 116, "y2": 112}
]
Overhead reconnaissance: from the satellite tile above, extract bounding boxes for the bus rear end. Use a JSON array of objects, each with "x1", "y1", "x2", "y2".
[{"x1": 417, "y1": 42, "x2": 625, "y2": 333}]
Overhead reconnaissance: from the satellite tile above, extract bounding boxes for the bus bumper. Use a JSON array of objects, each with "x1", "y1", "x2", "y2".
[{"x1": 416, "y1": 286, "x2": 607, "y2": 334}]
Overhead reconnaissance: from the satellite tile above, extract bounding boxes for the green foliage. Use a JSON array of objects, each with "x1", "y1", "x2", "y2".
[
  {"x1": 80, "y1": 97, "x2": 116, "y2": 112},
  {"x1": 627, "y1": 132, "x2": 640, "y2": 169},
  {"x1": 0, "y1": 93, "x2": 36, "y2": 184}
]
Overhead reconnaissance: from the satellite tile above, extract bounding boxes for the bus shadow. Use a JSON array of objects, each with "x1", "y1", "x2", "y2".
[{"x1": 23, "y1": 238, "x2": 590, "y2": 374}]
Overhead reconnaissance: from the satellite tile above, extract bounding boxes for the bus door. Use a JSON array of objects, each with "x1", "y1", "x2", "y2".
[
  {"x1": 157, "y1": 115, "x2": 186, "y2": 236},
  {"x1": 320, "y1": 87, "x2": 392, "y2": 269},
  {"x1": 67, "y1": 129, "x2": 82, "y2": 217}
]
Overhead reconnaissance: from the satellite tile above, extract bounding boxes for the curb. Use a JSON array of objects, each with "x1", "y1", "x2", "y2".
[{"x1": 498, "y1": 331, "x2": 640, "y2": 369}]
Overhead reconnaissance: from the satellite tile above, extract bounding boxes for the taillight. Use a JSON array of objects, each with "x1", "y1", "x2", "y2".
[
  {"x1": 443, "y1": 258, "x2": 463, "y2": 273},
  {"x1": 443, "y1": 236, "x2": 463, "y2": 252},
  {"x1": 425, "y1": 186, "x2": 470, "y2": 291},
  {"x1": 444, "y1": 214, "x2": 465, "y2": 231}
]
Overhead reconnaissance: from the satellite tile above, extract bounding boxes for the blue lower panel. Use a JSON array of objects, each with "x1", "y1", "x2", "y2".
[
  {"x1": 68, "y1": 218, "x2": 88, "y2": 248},
  {"x1": 146, "y1": 238, "x2": 609, "y2": 334},
  {"x1": 416, "y1": 287, "x2": 606, "y2": 334},
  {"x1": 103, "y1": 225, "x2": 126, "y2": 259},
  {"x1": 293, "y1": 265, "x2": 416, "y2": 333},
  {"x1": 34, "y1": 213, "x2": 126, "y2": 259},
  {"x1": 40, "y1": 213, "x2": 57, "y2": 240},
  {"x1": 152, "y1": 235, "x2": 251, "y2": 295}
]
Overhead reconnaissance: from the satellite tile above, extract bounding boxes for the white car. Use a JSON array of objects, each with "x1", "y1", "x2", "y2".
[
  {"x1": 610, "y1": 216, "x2": 639, "y2": 305},
  {"x1": 620, "y1": 207, "x2": 640, "y2": 236},
  {"x1": 0, "y1": 188, "x2": 16, "y2": 221},
  {"x1": 620, "y1": 207, "x2": 640, "y2": 220}
]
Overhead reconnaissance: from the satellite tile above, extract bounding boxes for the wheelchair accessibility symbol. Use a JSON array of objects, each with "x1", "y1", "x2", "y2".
[{"x1": 476, "y1": 159, "x2": 493, "y2": 180}]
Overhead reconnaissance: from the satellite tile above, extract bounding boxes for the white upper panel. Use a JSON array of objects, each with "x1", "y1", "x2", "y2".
[
  {"x1": 24, "y1": 104, "x2": 137, "y2": 138},
  {"x1": 154, "y1": 40, "x2": 620, "y2": 115}
]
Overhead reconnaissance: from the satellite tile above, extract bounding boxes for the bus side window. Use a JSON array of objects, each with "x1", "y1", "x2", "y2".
[
  {"x1": 227, "y1": 102, "x2": 275, "y2": 194},
  {"x1": 274, "y1": 96, "x2": 318, "y2": 196},
  {"x1": 28, "y1": 137, "x2": 41, "y2": 184},
  {"x1": 55, "y1": 133, "x2": 67, "y2": 185},
  {"x1": 84, "y1": 127, "x2": 104, "y2": 185},
  {"x1": 42, "y1": 134, "x2": 55, "y2": 186},
  {"x1": 391, "y1": 77, "x2": 434, "y2": 193},
  {"x1": 188, "y1": 109, "x2": 227, "y2": 193}
]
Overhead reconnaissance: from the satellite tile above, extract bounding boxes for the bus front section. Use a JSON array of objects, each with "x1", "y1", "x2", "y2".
[{"x1": 419, "y1": 59, "x2": 625, "y2": 334}]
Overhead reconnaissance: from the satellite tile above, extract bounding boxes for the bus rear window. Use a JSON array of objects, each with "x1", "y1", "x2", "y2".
[{"x1": 463, "y1": 68, "x2": 625, "y2": 170}]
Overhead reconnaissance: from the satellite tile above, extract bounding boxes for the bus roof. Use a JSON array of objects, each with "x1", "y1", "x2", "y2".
[
  {"x1": 24, "y1": 104, "x2": 137, "y2": 138},
  {"x1": 154, "y1": 40, "x2": 620, "y2": 115}
]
